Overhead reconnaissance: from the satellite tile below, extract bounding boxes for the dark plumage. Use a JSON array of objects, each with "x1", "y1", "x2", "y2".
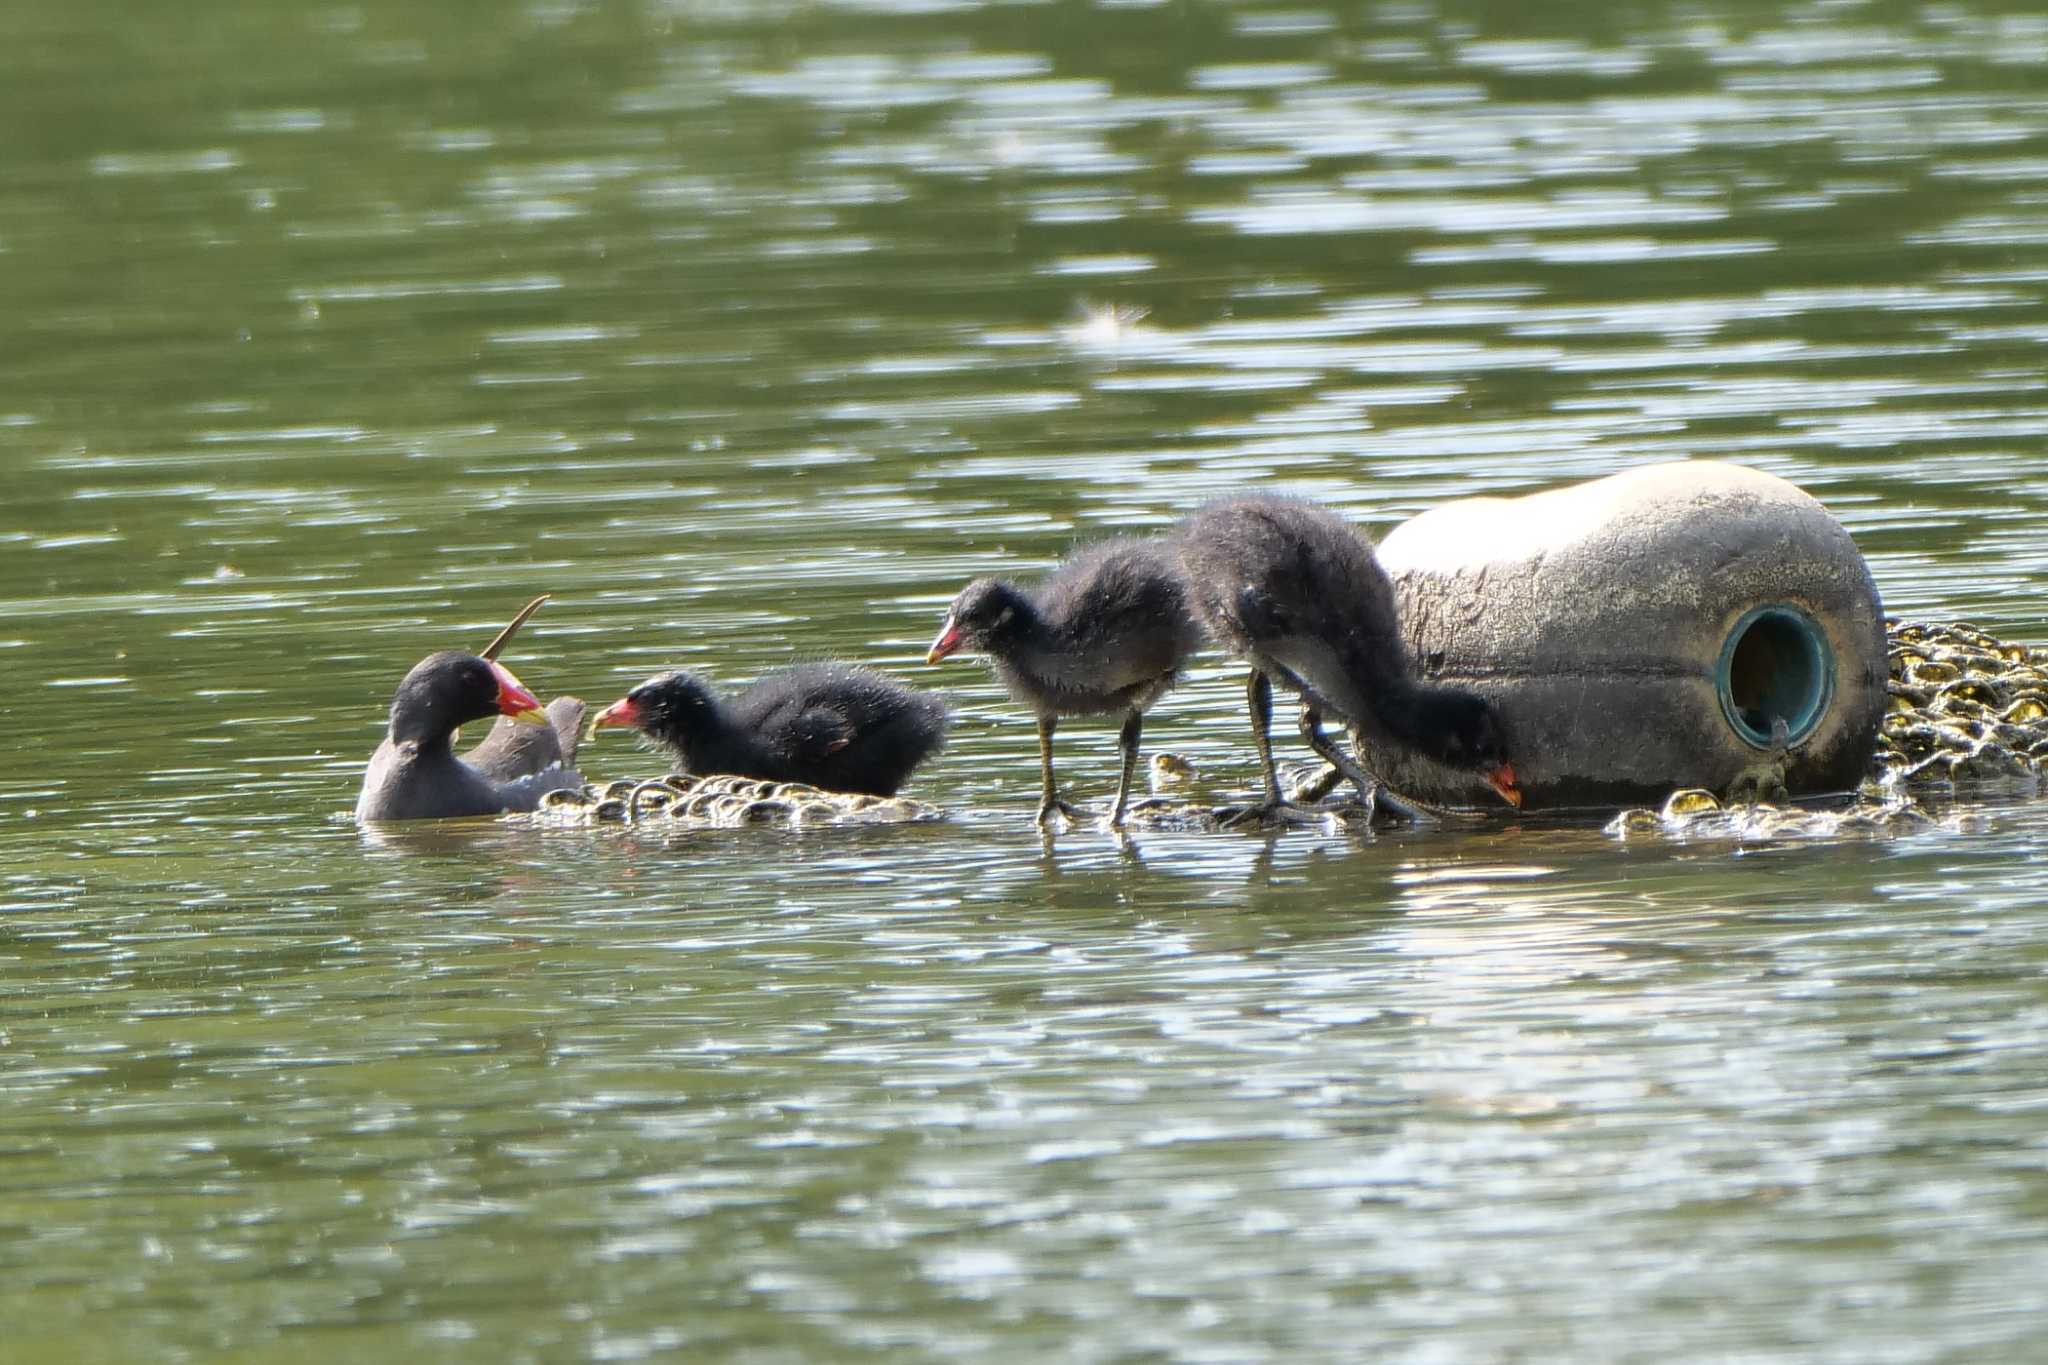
[
  {"x1": 927, "y1": 536, "x2": 1204, "y2": 827},
  {"x1": 1172, "y1": 494, "x2": 1520, "y2": 819},
  {"x1": 355, "y1": 651, "x2": 583, "y2": 821},
  {"x1": 590, "y1": 663, "x2": 948, "y2": 796}
]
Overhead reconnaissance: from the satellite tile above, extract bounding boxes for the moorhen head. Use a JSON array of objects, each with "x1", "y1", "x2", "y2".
[
  {"x1": 926, "y1": 578, "x2": 1029, "y2": 664},
  {"x1": 1386, "y1": 686, "x2": 1520, "y2": 808},
  {"x1": 386, "y1": 651, "x2": 548, "y2": 743},
  {"x1": 456, "y1": 593, "x2": 584, "y2": 785},
  {"x1": 589, "y1": 670, "x2": 719, "y2": 747}
]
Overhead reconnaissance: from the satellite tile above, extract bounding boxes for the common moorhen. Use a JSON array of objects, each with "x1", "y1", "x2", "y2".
[
  {"x1": 927, "y1": 536, "x2": 1204, "y2": 827},
  {"x1": 1173, "y1": 493, "x2": 1520, "y2": 820},
  {"x1": 424, "y1": 594, "x2": 585, "y2": 787},
  {"x1": 355, "y1": 651, "x2": 583, "y2": 821},
  {"x1": 589, "y1": 662, "x2": 948, "y2": 797}
]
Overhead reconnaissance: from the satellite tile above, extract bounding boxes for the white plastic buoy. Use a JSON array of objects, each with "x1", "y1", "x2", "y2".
[{"x1": 1366, "y1": 461, "x2": 1887, "y2": 811}]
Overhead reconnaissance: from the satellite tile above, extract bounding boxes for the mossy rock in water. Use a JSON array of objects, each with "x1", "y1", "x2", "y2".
[
  {"x1": 1875, "y1": 620, "x2": 2048, "y2": 793},
  {"x1": 1603, "y1": 617, "x2": 2048, "y2": 840},
  {"x1": 533, "y1": 773, "x2": 944, "y2": 828}
]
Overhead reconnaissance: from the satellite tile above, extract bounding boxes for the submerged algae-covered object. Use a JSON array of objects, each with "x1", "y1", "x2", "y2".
[
  {"x1": 1366, "y1": 461, "x2": 1887, "y2": 811},
  {"x1": 532, "y1": 772, "x2": 944, "y2": 828}
]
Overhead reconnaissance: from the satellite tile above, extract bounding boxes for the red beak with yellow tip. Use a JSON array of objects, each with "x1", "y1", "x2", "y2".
[
  {"x1": 588, "y1": 696, "x2": 642, "y2": 738},
  {"x1": 488, "y1": 660, "x2": 549, "y2": 727},
  {"x1": 925, "y1": 616, "x2": 964, "y2": 665},
  {"x1": 1485, "y1": 761, "x2": 1522, "y2": 809}
]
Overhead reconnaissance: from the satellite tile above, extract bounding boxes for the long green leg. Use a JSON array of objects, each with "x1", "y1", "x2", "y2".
[
  {"x1": 1299, "y1": 706, "x2": 1381, "y2": 824},
  {"x1": 1108, "y1": 711, "x2": 1142, "y2": 828},
  {"x1": 1218, "y1": 671, "x2": 1320, "y2": 828},
  {"x1": 1034, "y1": 716, "x2": 1082, "y2": 826},
  {"x1": 1249, "y1": 671, "x2": 1282, "y2": 806}
]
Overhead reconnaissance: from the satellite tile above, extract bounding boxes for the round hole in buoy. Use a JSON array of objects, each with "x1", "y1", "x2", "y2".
[{"x1": 1717, "y1": 605, "x2": 1833, "y2": 749}]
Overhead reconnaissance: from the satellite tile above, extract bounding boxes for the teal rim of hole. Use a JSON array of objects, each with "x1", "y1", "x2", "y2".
[{"x1": 1716, "y1": 604, "x2": 1834, "y2": 750}]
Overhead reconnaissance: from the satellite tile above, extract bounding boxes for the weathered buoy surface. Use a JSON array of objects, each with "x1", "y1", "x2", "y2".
[{"x1": 1367, "y1": 461, "x2": 1887, "y2": 811}]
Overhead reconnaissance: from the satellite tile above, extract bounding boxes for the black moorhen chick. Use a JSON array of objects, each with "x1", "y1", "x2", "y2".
[
  {"x1": 927, "y1": 536, "x2": 1204, "y2": 827},
  {"x1": 589, "y1": 663, "x2": 948, "y2": 797},
  {"x1": 1172, "y1": 493, "x2": 1520, "y2": 821},
  {"x1": 355, "y1": 651, "x2": 582, "y2": 821}
]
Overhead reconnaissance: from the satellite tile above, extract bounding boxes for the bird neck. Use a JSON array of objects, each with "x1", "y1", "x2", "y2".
[
  {"x1": 1361, "y1": 676, "x2": 1474, "y2": 764},
  {"x1": 387, "y1": 681, "x2": 485, "y2": 749},
  {"x1": 392, "y1": 729, "x2": 458, "y2": 765},
  {"x1": 389, "y1": 707, "x2": 461, "y2": 752},
  {"x1": 986, "y1": 583, "x2": 1053, "y2": 653},
  {"x1": 657, "y1": 694, "x2": 751, "y2": 772},
  {"x1": 1311, "y1": 629, "x2": 1417, "y2": 724},
  {"x1": 1364, "y1": 673, "x2": 1430, "y2": 736}
]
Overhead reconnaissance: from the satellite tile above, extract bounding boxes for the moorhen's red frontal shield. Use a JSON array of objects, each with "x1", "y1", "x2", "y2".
[
  {"x1": 925, "y1": 616, "x2": 965, "y2": 665},
  {"x1": 589, "y1": 696, "x2": 642, "y2": 733},
  {"x1": 488, "y1": 661, "x2": 549, "y2": 726}
]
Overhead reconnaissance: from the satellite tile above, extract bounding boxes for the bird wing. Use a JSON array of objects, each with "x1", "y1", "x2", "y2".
[
  {"x1": 786, "y1": 706, "x2": 856, "y2": 761},
  {"x1": 461, "y1": 695, "x2": 585, "y2": 782},
  {"x1": 1232, "y1": 581, "x2": 1294, "y2": 642},
  {"x1": 739, "y1": 682, "x2": 859, "y2": 765}
]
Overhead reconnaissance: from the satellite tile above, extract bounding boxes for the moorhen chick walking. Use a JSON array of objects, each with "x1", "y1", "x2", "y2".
[
  {"x1": 1172, "y1": 493, "x2": 1520, "y2": 821},
  {"x1": 927, "y1": 536, "x2": 1203, "y2": 827},
  {"x1": 355, "y1": 651, "x2": 583, "y2": 821},
  {"x1": 589, "y1": 662, "x2": 948, "y2": 797}
]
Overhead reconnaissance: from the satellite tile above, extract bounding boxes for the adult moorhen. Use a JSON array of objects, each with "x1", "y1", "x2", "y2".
[
  {"x1": 1172, "y1": 493, "x2": 1520, "y2": 821},
  {"x1": 355, "y1": 651, "x2": 583, "y2": 821},
  {"x1": 450, "y1": 593, "x2": 584, "y2": 786},
  {"x1": 589, "y1": 662, "x2": 948, "y2": 797},
  {"x1": 927, "y1": 536, "x2": 1203, "y2": 827}
]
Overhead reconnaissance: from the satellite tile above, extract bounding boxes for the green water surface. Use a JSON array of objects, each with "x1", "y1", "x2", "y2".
[{"x1": 4, "y1": 0, "x2": 2048, "y2": 1360}]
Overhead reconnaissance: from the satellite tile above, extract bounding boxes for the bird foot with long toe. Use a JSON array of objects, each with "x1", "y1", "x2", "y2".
[
  {"x1": 1112, "y1": 796, "x2": 1210, "y2": 831},
  {"x1": 1216, "y1": 797, "x2": 1332, "y2": 830},
  {"x1": 1358, "y1": 783, "x2": 1451, "y2": 826},
  {"x1": 1724, "y1": 764, "x2": 1791, "y2": 808},
  {"x1": 1035, "y1": 796, "x2": 1087, "y2": 828},
  {"x1": 1331, "y1": 781, "x2": 1382, "y2": 827},
  {"x1": 1328, "y1": 782, "x2": 1463, "y2": 828},
  {"x1": 1282, "y1": 761, "x2": 1345, "y2": 805}
]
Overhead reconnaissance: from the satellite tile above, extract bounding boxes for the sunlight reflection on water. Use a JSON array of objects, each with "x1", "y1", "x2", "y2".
[{"x1": 3, "y1": 0, "x2": 2048, "y2": 1357}]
